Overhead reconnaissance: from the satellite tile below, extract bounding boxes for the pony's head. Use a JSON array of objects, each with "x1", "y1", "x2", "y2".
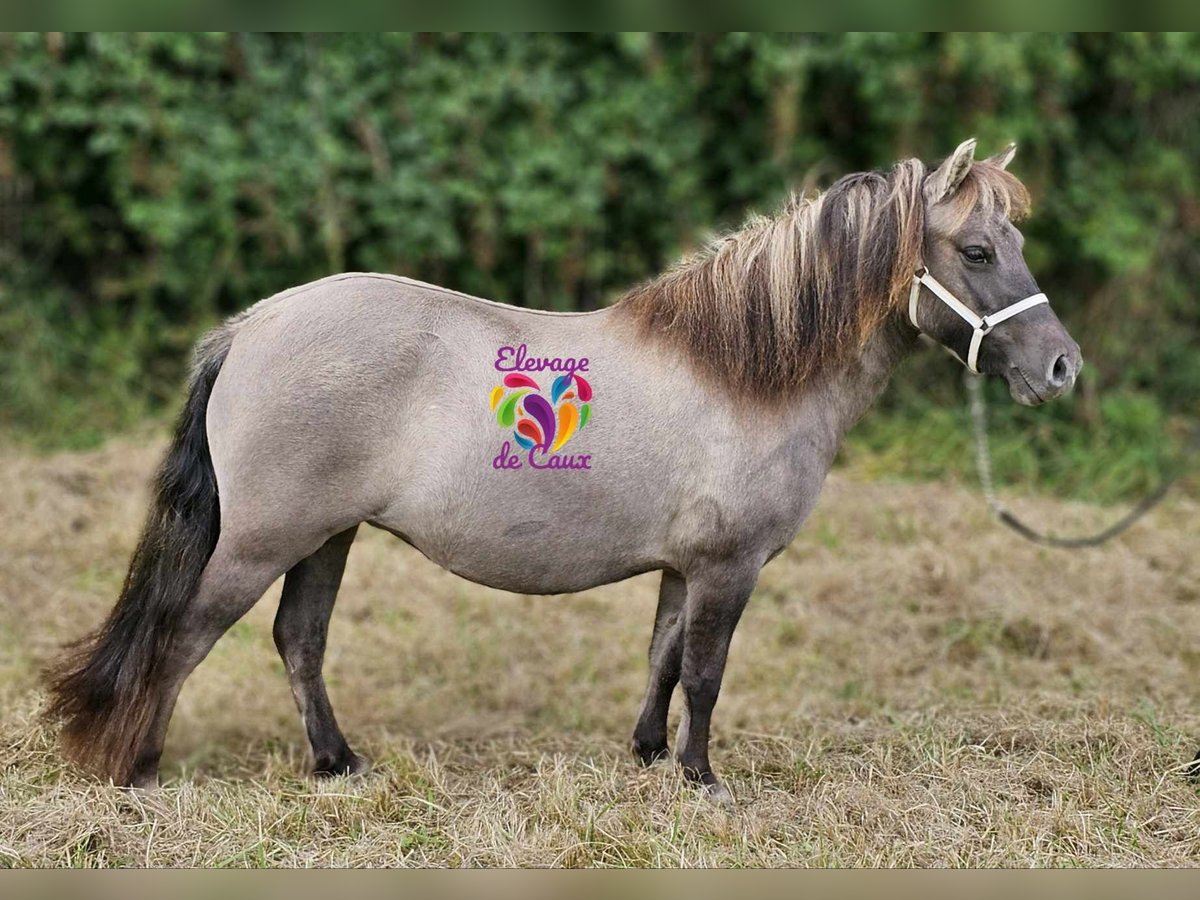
[
  {"x1": 913, "y1": 139, "x2": 1082, "y2": 405},
  {"x1": 619, "y1": 139, "x2": 1081, "y2": 406}
]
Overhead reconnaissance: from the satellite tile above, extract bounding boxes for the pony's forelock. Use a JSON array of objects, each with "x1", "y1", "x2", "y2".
[{"x1": 934, "y1": 160, "x2": 1031, "y2": 233}]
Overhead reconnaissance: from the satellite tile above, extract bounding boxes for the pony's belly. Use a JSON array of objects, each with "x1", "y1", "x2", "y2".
[
  {"x1": 390, "y1": 523, "x2": 660, "y2": 595},
  {"x1": 448, "y1": 554, "x2": 659, "y2": 595},
  {"x1": 375, "y1": 439, "x2": 674, "y2": 593}
]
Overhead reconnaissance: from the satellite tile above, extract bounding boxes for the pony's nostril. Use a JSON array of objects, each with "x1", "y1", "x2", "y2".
[{"x1": 1049, "y1": 354, "x2": 1071, "y2": 387}]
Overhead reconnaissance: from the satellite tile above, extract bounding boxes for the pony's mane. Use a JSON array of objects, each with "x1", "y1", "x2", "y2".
[{"x1": 616, "y1": 159, "x2": 1030, "y2": 398}]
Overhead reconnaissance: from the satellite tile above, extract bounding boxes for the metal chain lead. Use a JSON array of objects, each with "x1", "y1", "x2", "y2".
[{"x1": 964, "y1": 370, "x2": 1194, "y2": 549}]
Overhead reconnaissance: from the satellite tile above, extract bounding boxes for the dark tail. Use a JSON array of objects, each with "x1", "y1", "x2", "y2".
[{"x1": 43, "y1": 324, "x2": 236, "y2": 784}]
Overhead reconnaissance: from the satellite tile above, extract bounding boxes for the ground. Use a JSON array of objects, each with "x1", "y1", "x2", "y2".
[{"x1": 1, "y1": 436, "x2": 1198, "y2": 867}]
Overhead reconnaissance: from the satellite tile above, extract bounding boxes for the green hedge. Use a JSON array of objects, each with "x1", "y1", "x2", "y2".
[{"x1": 1, "y1": 33, "x2": 1196, "y2": 498}]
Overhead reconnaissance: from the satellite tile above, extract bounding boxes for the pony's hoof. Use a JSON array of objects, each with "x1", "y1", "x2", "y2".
[
  {"x1": 127, "y1": 774, "x2": 160, "y2": 791},
  {"x1": 702, "y1": 780, "x2": 735, "y2": 807},
  {"x1": 680, "y1": 764, "x2": 735, "y2": 806},
  {"x1": 125, "y1": 762, "x2": 161, "y2": 791},
  {"x1": 631, "y1": 736, "x2": 670, "y2": 767},
  {"x1": 313, "y1": 751, "x2": 370, "y2": 779}
]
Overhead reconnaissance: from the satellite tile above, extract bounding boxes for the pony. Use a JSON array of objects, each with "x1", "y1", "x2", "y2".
[{"x1": 46, "y1": 140, "x2": 1081, "y2": 802}]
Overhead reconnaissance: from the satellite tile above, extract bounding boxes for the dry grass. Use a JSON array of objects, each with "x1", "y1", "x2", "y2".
[{"x1": 1, "y1": 436, "x2": 1199, "y2": 867}]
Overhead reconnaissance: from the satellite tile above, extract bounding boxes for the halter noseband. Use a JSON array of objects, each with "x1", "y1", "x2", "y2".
[{"x1": 908, "y1": 267, "x2": 1049, "y2": 375}]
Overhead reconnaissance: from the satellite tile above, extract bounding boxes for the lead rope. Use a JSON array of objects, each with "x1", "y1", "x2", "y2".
[{"x1": 965, "y1": 370, "x2": 1196, "y2": 549}]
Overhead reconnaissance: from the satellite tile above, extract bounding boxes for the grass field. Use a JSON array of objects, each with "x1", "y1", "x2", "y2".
[{"x1": 1, "y1": 436, "x2": 1199, "y2": 867}]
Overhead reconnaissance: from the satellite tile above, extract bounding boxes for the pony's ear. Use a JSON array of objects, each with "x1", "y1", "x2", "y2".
[
  {"x1": 926, "y1": 138, "x2": 977, "y2": 203},
  {"x1": 985, "y1": 142, "x2": 1017, "y2": 170}
]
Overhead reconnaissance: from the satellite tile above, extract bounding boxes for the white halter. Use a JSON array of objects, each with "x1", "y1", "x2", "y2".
[{"x1": 909, "y1": 267, "x2": 1049, "y2": 374}]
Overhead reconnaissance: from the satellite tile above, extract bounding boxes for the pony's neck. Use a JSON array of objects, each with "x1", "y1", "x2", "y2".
[
  {"x1": 615, "y1": 164, "x2": 928, "y2": 402},
  {"x1": 807, "y1": 314, "x2": 920, "y2": 449}
]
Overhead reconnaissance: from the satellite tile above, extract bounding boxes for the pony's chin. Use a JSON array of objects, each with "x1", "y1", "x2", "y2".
[{"x1": 1004, "y1": 369, "x2": 1046, "y2": 407}]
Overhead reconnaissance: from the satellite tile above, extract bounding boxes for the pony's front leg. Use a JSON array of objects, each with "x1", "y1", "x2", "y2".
[{"x1": 674, "y1": 564, "x2": 758, "y2": 804}]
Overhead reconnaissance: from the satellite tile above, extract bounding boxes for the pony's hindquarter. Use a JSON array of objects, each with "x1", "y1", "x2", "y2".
[{"x1": 43, "y1": 326, "x2": 234, "y2": 785}]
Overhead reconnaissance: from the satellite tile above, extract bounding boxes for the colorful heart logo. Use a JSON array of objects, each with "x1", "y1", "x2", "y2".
[{"x1": 489, "y1": 372, "x2": 592, "y2": 452}]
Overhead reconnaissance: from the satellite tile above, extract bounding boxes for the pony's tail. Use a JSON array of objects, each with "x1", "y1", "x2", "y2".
[{"x1": 43, "y1": 324, "x2": 236, "y2": 784}]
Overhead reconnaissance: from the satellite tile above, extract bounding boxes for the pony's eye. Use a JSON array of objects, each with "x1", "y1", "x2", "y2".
[{"x1": 962, "y1": 246, "x2": 989, "y2": 264}]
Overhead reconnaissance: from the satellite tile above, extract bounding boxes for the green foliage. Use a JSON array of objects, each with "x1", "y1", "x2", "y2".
[{"x1": 0, "y1": 33, "x2": 1195, "y2": 497}]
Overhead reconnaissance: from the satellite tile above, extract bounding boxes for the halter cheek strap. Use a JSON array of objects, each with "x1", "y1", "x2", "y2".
[{"x1": 908, "y1": 267, "x2": 1049, "y2": 374}]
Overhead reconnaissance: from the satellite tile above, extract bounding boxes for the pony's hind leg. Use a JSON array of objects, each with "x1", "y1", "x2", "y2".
[
  {"x1": 631, "y1": 570, "x2": 686, "y2": 765},
  {"x1": 127, "y1": 535, "x2": 296, "y2": 788},
  {"x1": 273, "y1": 526, "x2": 367, "y2": 777}
]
